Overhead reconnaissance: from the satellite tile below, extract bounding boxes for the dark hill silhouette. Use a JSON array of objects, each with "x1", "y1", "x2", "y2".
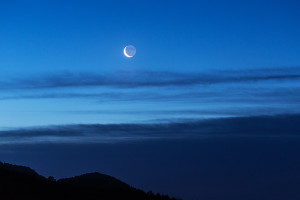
[
  {"x1": 58, "y1": 172, "x2": 132, "y2": 190},
  {"x1": 0, "y1": 161, "x2": 42, "y2": 178},
  {"x1": 0, "y1": 161, "x2": 179, "y2": 200}
]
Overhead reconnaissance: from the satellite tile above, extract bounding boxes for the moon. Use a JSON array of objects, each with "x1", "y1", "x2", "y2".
[{"x1": 124, "y1": 45, "x2": 136, "y2": 58}]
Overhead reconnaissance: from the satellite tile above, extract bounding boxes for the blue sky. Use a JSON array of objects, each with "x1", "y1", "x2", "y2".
[
  {"x1": 0, "y1": 0, "x2": 300, "y2": 127},
  {"x1": 1, "y1": 0, "x2": 300, "y2": 73},
  {"x1": 1, "y1": 1, "x2": 300, "y2": 199}
]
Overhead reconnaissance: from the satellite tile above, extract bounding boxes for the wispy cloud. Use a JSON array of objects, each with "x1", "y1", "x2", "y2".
[
  {"x1": 1, "y1": 114, "x2": 300, "y2": 145},
  {"x1": 2, "y1": 67, "x2": 300, "y2": 90},
  {"x1": 1, "y1": 86, "x2": 300, "y2": 105},
  {"x1": 1, "y1": 67, "x2": 299, "y2": 126}
]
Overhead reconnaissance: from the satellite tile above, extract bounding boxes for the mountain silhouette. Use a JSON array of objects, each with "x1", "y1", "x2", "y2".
[
  {"x1": 58, "y1": 172, "x2": 132, "y2": 190},
  {"x1": 0, "y1": 161, "x2": 43, "y2": 178},
  {"x1": 0, "y1": 161, "x2": 179, "y2": 200}
]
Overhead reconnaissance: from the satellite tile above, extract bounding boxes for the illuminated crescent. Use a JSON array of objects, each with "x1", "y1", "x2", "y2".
[{"x1": 124, "y1": 46, "x2": 133, "y2": 58}]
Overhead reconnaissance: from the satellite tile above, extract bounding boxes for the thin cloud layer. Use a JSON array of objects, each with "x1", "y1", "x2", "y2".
[
  {"x1": 1, "y1": 87, "x2": 300, "y2": 103},
  {"x1": 1, "y1": 114, "x2": 300, "y2": 145},
  {"x1": 2, "y1": 67, "x2": 300, "y2": 90}
]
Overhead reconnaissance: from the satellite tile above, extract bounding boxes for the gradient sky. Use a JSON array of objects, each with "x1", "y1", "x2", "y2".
[
  {"x1": 1, "y1": 1, "x2": 300, "y2": 200},
  {"x1": 0, "y1": 0, "x2": 299, "y2": 127}
]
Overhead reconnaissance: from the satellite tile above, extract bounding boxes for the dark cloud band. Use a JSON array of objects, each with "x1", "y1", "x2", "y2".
[
  {"x1": 1, "y1": 114, "x2": 300, "y2": 144},
  {"x1": 1, "y1": 67, "x2": 300, "y2": 90}
]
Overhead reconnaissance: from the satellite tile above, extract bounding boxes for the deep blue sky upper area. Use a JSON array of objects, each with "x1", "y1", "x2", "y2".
[{"x1": 0, "y1": 0, "x2": 299, "y2": 74}]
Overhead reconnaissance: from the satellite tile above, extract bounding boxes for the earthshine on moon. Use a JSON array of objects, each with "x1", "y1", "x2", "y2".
[{"x1": 124, "y1": 45, "x2": 136, "y2": 58}]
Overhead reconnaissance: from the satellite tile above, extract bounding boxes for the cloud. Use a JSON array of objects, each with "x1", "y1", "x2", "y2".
[
  {"x1": 1, "y1": 86, "x2": 300, "y2": 110},
  {"x1": 2, "y1": 67, "x2": 300, "y2": 90},
  {"x1": 1, "y1": 114, "x2": 300, "y2": 145}
]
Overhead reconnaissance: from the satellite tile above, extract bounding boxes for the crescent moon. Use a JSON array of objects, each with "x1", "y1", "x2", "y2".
[{"x1": 124, "y1": 46, "x2": 133, "y2": 58}]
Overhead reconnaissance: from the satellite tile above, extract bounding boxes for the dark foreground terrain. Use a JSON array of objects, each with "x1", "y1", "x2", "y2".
[{"x1": 0, "y1": 161, "x2": 177, "y2": 200}]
